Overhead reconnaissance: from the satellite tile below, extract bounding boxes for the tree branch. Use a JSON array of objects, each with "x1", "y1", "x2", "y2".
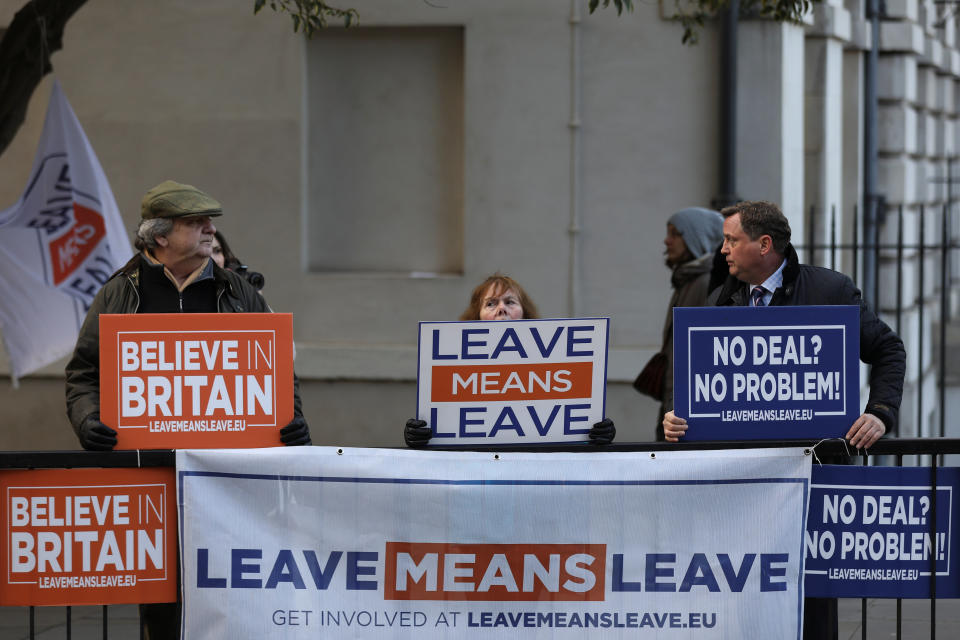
[{"x1": 0, "y1": 0, "x2": 88, "y2": 158}]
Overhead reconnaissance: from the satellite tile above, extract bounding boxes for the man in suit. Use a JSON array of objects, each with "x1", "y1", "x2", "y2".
[
  {"x1": 661, "y1": 200, "x2": 905, "y2": 640},
  {"x1": 661, "y1": 200, "x2": 904, "y2": 449}
]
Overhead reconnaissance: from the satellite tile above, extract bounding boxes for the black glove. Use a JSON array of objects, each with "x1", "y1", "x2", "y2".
[
  {"x1": 589, "y1": 418, "x2": 615, "y2": 445},
  {"x1": 280, "y1": 416, "x2": 312, "y2": 446},
  {"x1": 78, "y1": 415, "x2": 118, "y2": 451},
  {"x1": 404, "y1": 418, "x2": 432, "y2": 448}
]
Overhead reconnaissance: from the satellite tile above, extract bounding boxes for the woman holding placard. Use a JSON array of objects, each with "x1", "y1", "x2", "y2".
[{"x1": 403, "y1": 274, "x2": 615, "y2": 447}]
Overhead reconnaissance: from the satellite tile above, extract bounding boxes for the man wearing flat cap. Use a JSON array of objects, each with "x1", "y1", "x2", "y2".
[{"x1": 65, "y1": 180, "x2": 311, "y2": 450}]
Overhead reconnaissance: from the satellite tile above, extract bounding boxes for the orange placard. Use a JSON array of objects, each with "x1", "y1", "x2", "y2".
[
  {"x1": 99, "y1": 313, "x2": 294, "y2": 449},
  {"x1": 0, "y1": 468, "x2": 177, "y2": 606}
]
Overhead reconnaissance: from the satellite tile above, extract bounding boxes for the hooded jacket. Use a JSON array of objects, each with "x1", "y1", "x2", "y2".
[
  {"x1": 707, "y1": 243, "x2": 905, "y2": 432},
  {"x1": 655, "y1": 208, "x2": 725, "y2": 438},
  {"x1": 660, "y1": 252, "x2": 715, "y2": 418},
  {"x1": 667, "y1": 207, "x2": 723, "y2": 258},
  {"x1": 65, "y1": 253, "x2": 304, "y2": 437}
]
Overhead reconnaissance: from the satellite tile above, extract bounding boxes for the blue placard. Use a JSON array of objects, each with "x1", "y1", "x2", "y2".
[
  {"x1": 673, "y1": 306, "x2": 860, "y2": 440},
  {"x1": 805, "y1": 465, "x2": 960, "y2": 598}
]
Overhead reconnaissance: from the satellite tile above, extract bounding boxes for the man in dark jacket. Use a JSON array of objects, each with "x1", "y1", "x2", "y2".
[
  {"x1": 662, "y1": 200, "x2": 905, "y2": 640},
  {"x1": 65, "y1": 180, "x2": 311, "y2": 450},
  {"x1": 662, "y1": 200, "x2": 905, "y2": 448}
]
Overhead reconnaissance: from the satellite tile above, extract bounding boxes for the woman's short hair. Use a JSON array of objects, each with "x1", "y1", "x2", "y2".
[
  {"x1": 460, "y1": 274, "x2": 540, "y2": 320},
  {"x1": 135, "y1": 218, "x2": 174, "y2": 250}
]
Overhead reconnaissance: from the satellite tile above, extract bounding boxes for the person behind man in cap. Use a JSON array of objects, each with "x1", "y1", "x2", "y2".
[{"x1": 65, "y1": 180, "x2": 311, "y2": 450}]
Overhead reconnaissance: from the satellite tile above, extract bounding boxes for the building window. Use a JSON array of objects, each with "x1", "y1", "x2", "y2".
[{"x1": 306, "y1": 26, "x2": 464, "y2": 275}]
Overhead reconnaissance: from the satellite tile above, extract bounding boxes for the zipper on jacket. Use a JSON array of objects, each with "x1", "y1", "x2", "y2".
[{"x1": 124, "y1": 273, "x2": 142, "y2": 312}]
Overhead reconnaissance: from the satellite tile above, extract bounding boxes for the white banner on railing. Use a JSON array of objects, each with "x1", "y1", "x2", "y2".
[{"x1": 177, "y1": 447, "x2": 811, "y2": 639}]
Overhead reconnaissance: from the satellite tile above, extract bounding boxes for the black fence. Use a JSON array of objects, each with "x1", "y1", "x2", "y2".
[
  {"x1": 798, "y1": 200, "x2": 960, "y2": 442},
  {"x1": 1, "y1": 441, "x2": 960, "y2": 640}
]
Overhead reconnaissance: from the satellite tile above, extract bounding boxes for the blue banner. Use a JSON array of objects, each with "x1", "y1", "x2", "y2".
[
  {"x1": 673, "y1": 306, "x2": 860, "y2": 440},
  {"x1": 805, "y1": 465, "x2": 960, "y2": 598}
]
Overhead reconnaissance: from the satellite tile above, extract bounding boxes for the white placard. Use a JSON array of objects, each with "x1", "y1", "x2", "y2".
[{"x1": 417, "y1": 319, "x2": 609, "y2": 445}]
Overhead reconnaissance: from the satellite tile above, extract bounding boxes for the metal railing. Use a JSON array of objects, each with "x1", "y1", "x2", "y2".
[
  {"x1": 2, "y1": 441, "x2": 959, "y2": 640},
  {"x1": 797, "y1": 201, "x2": 960, "y2": 442}
]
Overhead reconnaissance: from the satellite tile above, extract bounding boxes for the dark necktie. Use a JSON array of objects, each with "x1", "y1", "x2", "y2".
[{"x1": 751, "y1": 286, "x2": 766, "y2": 307}]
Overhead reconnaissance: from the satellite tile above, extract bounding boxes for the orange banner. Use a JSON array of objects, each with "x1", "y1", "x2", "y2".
[
  {"x1": 0, "y1": 468, "x2": 177, "y2": 606},
  {"x1": 384, "y1": 542, "x2": 606, "y2": 601},
  {"x1": 100, "y1": 313, "x2": 294, "y2": 449},
  {"x1": 430, "y1": 362, "x2": 593, "y2": 402}
]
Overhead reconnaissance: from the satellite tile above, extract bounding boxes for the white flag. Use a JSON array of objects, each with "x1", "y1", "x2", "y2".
[{"x1": 0, "y1": 80, "x2": 132, "y2": 381}]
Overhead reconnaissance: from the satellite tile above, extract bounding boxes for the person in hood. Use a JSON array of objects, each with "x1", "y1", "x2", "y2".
[{"x1": 647, "y1": 207, "x2": 723, "y2": 440}]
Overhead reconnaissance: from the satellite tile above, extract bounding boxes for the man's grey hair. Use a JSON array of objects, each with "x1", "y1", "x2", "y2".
[{"x1": 136, "y1": 218, "x2": 174, "y2": 250}]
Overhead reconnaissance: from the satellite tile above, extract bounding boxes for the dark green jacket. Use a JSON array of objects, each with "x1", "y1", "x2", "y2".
[{"x1": 65, "y1": 253, "x2": 303, "y2": 436}]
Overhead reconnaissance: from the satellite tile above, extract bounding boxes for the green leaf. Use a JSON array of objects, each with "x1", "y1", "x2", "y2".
[
  {"x1": 254, "y1": 0, "x2": 266, "y2": 15},
  {"x1": 588, "y1": 0, "x2": 600, "y2": 13}
]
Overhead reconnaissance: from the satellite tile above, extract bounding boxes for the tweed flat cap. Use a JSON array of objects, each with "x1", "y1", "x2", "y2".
[{"x1": 140, "y1": 180, "x2": 223, "y2": 219}]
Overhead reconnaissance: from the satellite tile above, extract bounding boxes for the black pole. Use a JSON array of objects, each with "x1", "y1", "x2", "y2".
[
  {"x1": 713, "y1": 0, "x2": 740, "y2": 209},
  {"x1": 863, "y1": 0, "x2": 881, "y2": 308},
  {"x1": 861, "y1": 453, "x2": 869, "y2": 640},
  {"x1": 930, "y1": 455, "x2": 938, "y2": 638},
  {"x1": 940, "y1": 203, "x2": 948, "y2": 438},
  {"x1": 897, "y1": 453, "x2": 904, "y2": 639},
  {"x1": 919, "y1": 205, "x2": 926, "y2": 442},
  {"x1": 830, "y1": 205, "x2": 837, "y2": 270},
  {"x1": 896, "y1": 205, "x2": 904, "y2": 337},
  {"x1": 853, "y1": 204, "x2": 860, "y2": 285},
  {"x1": 874, "y1": 199, "x2": 882, "y2": 310}
]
